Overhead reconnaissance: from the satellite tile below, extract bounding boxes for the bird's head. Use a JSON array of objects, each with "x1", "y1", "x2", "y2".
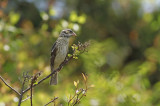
[{"x1": 59, "y1": 29, "x2": 76, "y2": 38}]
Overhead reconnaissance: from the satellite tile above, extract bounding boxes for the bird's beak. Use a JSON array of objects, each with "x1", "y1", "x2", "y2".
[{"x1": 72, "y1": 32, "x2": 77, "y2": 36}]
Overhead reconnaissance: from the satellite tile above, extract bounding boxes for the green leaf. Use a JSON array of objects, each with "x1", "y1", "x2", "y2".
[
  {"x1": 82, "y1": 73, "x2": 86, "y2": 81},
  {"x1": 78, "y1": 14, "x2": 86, "y2": 24},
  {"x1": 9, "y1": 12, "x2": 20, "y2": 25},
  {"x1": 74, "y1": 57, "x2": 78, "y2": 59},
  {"x1": 74, "y1": 81, "x2": 77, "y2": 87},
  {"x1": 49, "y1": 9, "x2": 55, "y2": 16},
  {"x1": 68, "y1": 54, "x2": 72, "y2": 57},
  {"x1": 69, "y1": 11, "x2": 78, "y2": 22}
]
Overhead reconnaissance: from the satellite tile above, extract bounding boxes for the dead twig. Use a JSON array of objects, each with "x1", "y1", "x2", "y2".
[
  {"x1": 30, "y1": 72, "x2": 41, "y2": 106},
  {"x1": 0, "y1": 76, "x2": 21, "y2": 96},
  {"x1": 23, "y1": 55, "x2": 73, "y2": 94},
  {"x1": 0, "y1": 41, "x2": 89, "y2": 106},
  {"x1": 68, "y1": 73, "x2": 88, "y2": 106},
  {"x1": 21, "y1": 96, "x2": 31, "y2": 102},
  {"x1": 30, "y1": 80, "x2": 33, "y2": 106},
  {"x1": 18, "y1": 76, "x2": 27, "y2": 106},
  {"x1": 44, "y1": 97, "x2": 58, "y2": 106}
]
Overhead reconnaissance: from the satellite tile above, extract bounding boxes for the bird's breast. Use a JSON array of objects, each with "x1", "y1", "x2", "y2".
[{"x1": 54, "y1": 44, "x2": 68, "y2": 69}]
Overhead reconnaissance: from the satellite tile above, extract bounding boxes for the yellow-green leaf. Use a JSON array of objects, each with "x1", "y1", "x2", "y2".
[
  {"x1": 75, "y1": 57, "x2": 78, "y2": 59},
  {"x1": 82, "y1": 73, "x2": 86, "y2": 81},
  {"x1": 77, "y1": 80, "x2": 79, "y2": 84},
  {"x1": 74, "y1": 81, "x2": 77, "y2": 87},
  {"x1": 89, "y1": 84, "x2": 95, "y2": 88},
  {"x1": 75, "y1": 46, "x2": 78, "y2": 50},
  {"x1": 49, "y1": 9, "x2": 55, "y2": 16},
  {"x1": 68, "y1": 54, "x2": 72, "y2": 57},
  {"x1": 78, "y1": 14, "x2": 86, "y2": 24},
  {"x1": 9, "y1": 12, "x2": 20, "y2": 25},
  {"x1": 69, "y1": 11, "x2": 78, "y2": 22},
  {"x1": 71, "y1": 46, "x2": 75, "y2": 49}
]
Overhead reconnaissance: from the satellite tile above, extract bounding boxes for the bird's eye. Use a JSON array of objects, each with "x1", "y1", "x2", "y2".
[
  {"x1": 63, "y1": 31, "x2": 67, "y2": 34},
  {"x1": 67, "y1": 30, "x2": 72, "y2": 33}
]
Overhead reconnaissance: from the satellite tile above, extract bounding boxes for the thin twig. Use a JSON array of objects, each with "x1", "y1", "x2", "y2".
[
  {"x1": 30, "y1": 72, "x2": 42, "y2": 106},
  {"x1": 77, "y1": 93, "x2": 85, "y2": 103},
  {"x1": 23, "y1": 70, "x2": 56, "y2": 93},
  {"x1": 0, "y1": 76, "x2": 21, "y2": 96},
  {"x1": 21, "y1": 96, "x2": 31, "y2": 102},
  {"x1": 44, "y1": 97, "x2": 58, "y2": 106},
  {"x1": 72, "y1": 90, "x2": 83, "y2": 106},
  {"x1": 23, "y1": 56, "x2": 73, "y2": 94},
  {"x1": 30, "y1": 80, "x2": 33, "y2": 106},
  {"x1": 68, "y1": 73, "x2": 88, "y2": 106},
  {"x1": 0, "y1": 42, "x2": 88, "y2": 106},
  {"x1": 68, "y1": 93, "x2": 77, "y2": 106},
  {"x1": 18, "y1": 77, "x2": 27, "y2": 106}
]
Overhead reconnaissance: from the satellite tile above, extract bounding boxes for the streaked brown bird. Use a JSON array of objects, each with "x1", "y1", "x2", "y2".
[{"x1": 50, "y1": 29, "x2": 76, "y2": 85}]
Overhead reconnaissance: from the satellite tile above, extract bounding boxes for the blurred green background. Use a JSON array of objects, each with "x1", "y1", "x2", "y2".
[{"x1": 1, "y1": 0, "x2": 160, "y2": 105}]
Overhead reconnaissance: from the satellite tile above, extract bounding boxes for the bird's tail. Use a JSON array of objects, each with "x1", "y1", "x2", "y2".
[{"x1": 50, "y1": 72, "x2": 58, "y2": 85}]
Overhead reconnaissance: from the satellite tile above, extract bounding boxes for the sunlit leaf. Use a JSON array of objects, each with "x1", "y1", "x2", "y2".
[
  {"x1": 9, "y1": 12, "x2": 20, "y2": 25},
  {"x1": 143, "y1": 13, "x2": 153, "y2": 23},
  {"x1": 74, "y1": 81, "x2": 77, "y2": 87},
  {"x1": 68, "y1": 54, "x2": 72, "y2": 57},
  {"x1": 34, "y1": 82, "x2": 38, "y2": 85},
  {"x1": 89, "y1": 84, "x2": 95, "y2": 88},
  {"x1": 74, "y1": 57, "x2": 78, "y2": 59},
  {"x1": 78, "y1": 14, "x2": 86, "y2": 24},
  {"x1": 49, "y1": 9, "x2": 55, "y2": 16},
  {"x1": 41, "y1": 23, "x2": 48, "y2": 30},
  {"x1": 71, "y1": 46, "x2": 75, "y2": 49},
  {"x1": 82, "y1": 73, "x2": 86, "y2": 81},
  {"x1": 77, "y1": 80, "x2": 79, "y2": 84},
  {"x1": 40, "y1": 11, "x2": 49, "y2": 21},
  {"x1": 69, "y1": 11, "x2": 78, "y2": 22}
]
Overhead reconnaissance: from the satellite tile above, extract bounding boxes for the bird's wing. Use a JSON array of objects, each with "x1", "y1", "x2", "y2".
[{"x1": 50, "y1": 42, "x2": 58, "y2": 71}]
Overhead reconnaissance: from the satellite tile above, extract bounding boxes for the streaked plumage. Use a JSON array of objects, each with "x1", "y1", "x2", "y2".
[{"x1": 50, "y1": 29, "x2": 76, "y2": 85}]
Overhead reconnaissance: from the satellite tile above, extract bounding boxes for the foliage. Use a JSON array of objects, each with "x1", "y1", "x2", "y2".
[{"x1": 0, "y1": 0, "x2": 160, "y2": 106}]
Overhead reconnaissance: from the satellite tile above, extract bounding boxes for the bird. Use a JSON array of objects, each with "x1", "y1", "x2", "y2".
[{"x1": 50, "y1": 29, "x2": 76, "y2": 85}]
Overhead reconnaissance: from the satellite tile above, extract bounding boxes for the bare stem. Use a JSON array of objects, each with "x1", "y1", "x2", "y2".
[
  {"x1": 18, "y1": 77, "x2": 27, "y2": 106},
  {"x1": 44, "y1": 97, "x2": 58, "y2": 106},
  {"x1": 21, "y1": 96, "x2": 31, "y2": 102},
  {"x1": 23, "y1": 56, "x2": 73, "y2": 94},
  {"x1": 68, "y1": 93, "x2": 77, "y2": 106},
  {"x1": 0, "y1": 41, "x2": 88, "y2": 106},
  {"x1": 30, "y1": 80, "x2": 33, "y2": 106},
  {"x1": 0, "y1": 76, "x2": 21, "y2": 96}
]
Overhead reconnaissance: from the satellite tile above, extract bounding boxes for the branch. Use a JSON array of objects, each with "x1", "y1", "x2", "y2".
[
  {"x1": 30, "y1": 80, "x2": 33, "y2": 106},
  {"x1": 0, "y1": 41, "x2": 89, "y2": 106},
  {"x1": 73, "y1": 89, "x2": 86, "y2": 106},
  {"x1": 0, "y1": 76, "x2": 21, "y2": 96},
  {"x1": 23, "y1": 56, "x2": 73, "y2": 94},
  {"x1": 44, "y1": 97, "x2": 58, "y2": 106},
  {"x1": 68, "y1": 93, "x2": 77, "y2": 106},
  {"x1": 18, "y1": 76, "x2": 27, "y2": 106},
  {"x1": 68, "y1": 73, "x2": 88, "y2": 106},
  {"x1": 22, "y1": 96, "x2": 31, "y2": 102}
]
